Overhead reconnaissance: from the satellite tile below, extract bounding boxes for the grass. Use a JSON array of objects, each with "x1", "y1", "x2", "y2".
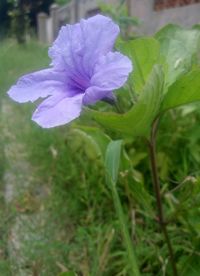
[
  {"x1": 1, "y1": 39, "x2": 200, "y2": 275},
  {"x1": 0, "y1": 39, "x2": 123, "y2": 275}
]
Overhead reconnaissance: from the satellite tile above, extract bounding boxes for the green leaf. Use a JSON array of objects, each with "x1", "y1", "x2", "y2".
[
  {"x1": 69, "y1": 126, "x2": 111, "y2": 161},
  {"x1": 58, "y1": 272, "x2": 76, "y2": 276},
  {"x1": 90, "y1": 65, "x2": 164, "y2": 138},
  {"x1": 105, "y1": 140, "x2": 122, "y2": 184},
  {"x1": 119, "y1": 16, "x2": 140, "y2": 27},
  {"x1": 181, "y1": 255, "x2": 200, "y2": 276},
  {"x1": 162, "y1": 69, "x2": 200, "y2": 111},
  {"x1": 155, "y1": 24, "x2": 200, "y2": 87},
  {"x1": 118, "y1": 37, "x2": 160, "y2": 92},
  {"x1": 128, "y1": 179, "x2": 154, "y2": 216}
]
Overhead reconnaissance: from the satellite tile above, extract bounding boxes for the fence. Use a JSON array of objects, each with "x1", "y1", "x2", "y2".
[
  {"x1": 37, "y1": 0, "x2": 200, "y2": 44},
  {"x1": 155, "y1": 0, "x2": 200, "y2": 10},
  {"x1": 37, "y1": 0, "x2": 109, "y2": 44},
  {"x1": 37, "y1": 2, "x2": 75, "y2": 44}
]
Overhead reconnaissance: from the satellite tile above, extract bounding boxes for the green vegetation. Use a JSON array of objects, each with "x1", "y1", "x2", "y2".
[
  {"x1": 56, "y1": 0, "x2": 71, "y2": 6},
  {"x1": 1, "y1": 34, "x2": 200, "y2": 276},
  {"x1": 0, "y1": 1, "x2": 54, "y2": 41}
]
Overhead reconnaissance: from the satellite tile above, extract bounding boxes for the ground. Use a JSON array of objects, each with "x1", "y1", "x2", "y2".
[{"x1": 1, "y1": 39, "x2": 200, "y2": 276}]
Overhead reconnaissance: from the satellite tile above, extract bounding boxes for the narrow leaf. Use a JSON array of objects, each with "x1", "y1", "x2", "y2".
[
  {"x1": 105, "y1": 140, "x2": 140, "y2": 275},
  {"x1": 70, "y1": 127, "x2": 111, "y2": 161},
  {"x1": 105, "y1": 140, "x2": 122, "y2": 184}
]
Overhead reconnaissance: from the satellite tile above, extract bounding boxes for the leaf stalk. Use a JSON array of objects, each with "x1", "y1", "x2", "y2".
[{"x1": 148, "y1": 118, "x2": 178, "y2": 276}]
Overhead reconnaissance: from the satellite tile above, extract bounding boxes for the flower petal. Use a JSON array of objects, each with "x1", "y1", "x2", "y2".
[
  {"x1": 48, "y1": 23, "x2": 83, "y2": 71},
  {"x1": 83, "y1": 52, "x2": 132, "y2": 105},
  {"x1": 81, "y1": 15, "x2": 119, "y2": 55},
  {"x1": 80, "y1": 15, "x2": 120, "y2": 74},
  {"x1": 49, "y1": 23, "x2": 90, "y2": 91},
  {"x1": 92, "y1": 51, "x2": 133, "y2": 89},
  {"x1": 32, "y1": 93, "x2": 83, "y2": 128},
  {"x1": 8, "y1": 69, "x2": 67, "y2": 103},
  {"x1": 82, "y1": 87, "x2": 109, "y2": 105},
  {"x1": 49, "y1": 15, "x2": 120, "y2": 75}
]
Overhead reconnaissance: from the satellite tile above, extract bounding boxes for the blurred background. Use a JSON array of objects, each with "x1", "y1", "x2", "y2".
[
  {"x1": 0, "y1": 0, "x2": 200, "y2": 43},
  {"x1": 0, "y1": 1, "x2": 200, "y2": 275}
]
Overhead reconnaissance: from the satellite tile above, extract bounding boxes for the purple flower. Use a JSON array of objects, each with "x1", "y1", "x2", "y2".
[{"x1": 8, "y1": 15, "x2": 132, "y2": 128}]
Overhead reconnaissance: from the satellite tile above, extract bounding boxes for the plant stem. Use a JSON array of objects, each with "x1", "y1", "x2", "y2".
[
  {"x1": 148, "y1": 118, "x2": 178, "y2": 276},
  {"x1": 110, "y1": 178, "x2": 140, "y2": 276}
]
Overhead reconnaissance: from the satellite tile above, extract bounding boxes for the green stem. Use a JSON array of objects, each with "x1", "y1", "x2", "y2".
[
  {"x1": 148, "y1": 118, "x2": 178, "y2": 276},
  {"x1": 110, "y1": 178, "x2": 140, "y2": 276}
]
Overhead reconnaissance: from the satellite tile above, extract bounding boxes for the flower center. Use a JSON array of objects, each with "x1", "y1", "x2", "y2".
[{"x1": 68, "y1": 69, "x2": 90, "y2": 93}]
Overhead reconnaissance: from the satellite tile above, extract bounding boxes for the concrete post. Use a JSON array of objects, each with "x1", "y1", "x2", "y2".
[
  {"x1": 130, "y1": 0, "x2": 154, "y2": 19},
  {"x1": 74, "y1": 0, "x2": 80, "y2": 21},
  {"x1": 50, "y1": 4, "x2": 60, "y2": 40},
  {"x1": 37, "y1": 12, "x2": 48, "y2": 43}
]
